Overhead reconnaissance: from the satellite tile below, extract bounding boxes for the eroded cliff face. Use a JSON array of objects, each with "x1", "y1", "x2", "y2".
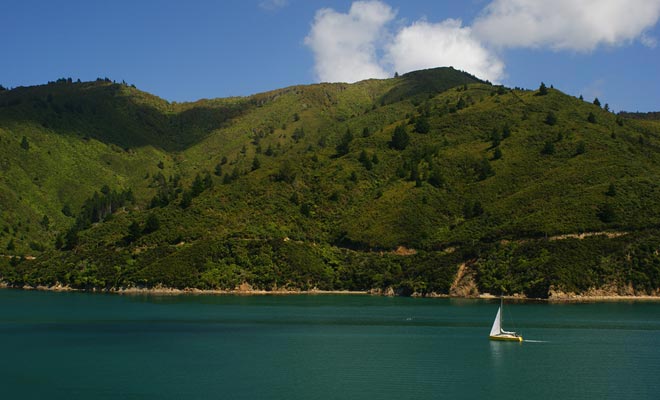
[{"x1": 449, "y1": 262, "x2": 480, "y2": 298}]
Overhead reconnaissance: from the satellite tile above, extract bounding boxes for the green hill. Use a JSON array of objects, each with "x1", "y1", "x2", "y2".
[{"x1": 1, "y1": 68, "x2": 659, "y2": 298}]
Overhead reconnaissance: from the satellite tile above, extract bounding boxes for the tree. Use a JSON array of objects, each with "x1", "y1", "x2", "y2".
[
  {"x1": 292, "y1": 127, "x2": 305, "y2": 142},
  {"x1": 463, "y1": 200, "x2": 484, "y2": 218},
  {"x1": 251, "y1": 156, "x2": 261, "y2": 171},
  {"x1": 63, "y1": 227, "x2": 79, "y2": 250},
  {"x1": 409, "y1": 163, "x2": 420, "y2": 182},
  {"x1": 191, "y1": 174, "x2": 205, "y2": 197},
  {"x1": 6, "y1": 239, "x2": 15, "y2": 251},
  {"x1": 358, "y1": 150, "x2": 372, "y2": 170},
  {"x1": 541, "y1": 141, "x2": 555, "y2": 155},
  {"x1": 477, "y1": 158, "x2": 494, "y2": 180},
  {"x1": 61, "y1": 204, "x2": 73, "y2": 217},
  {"x1": 593, "y1": 98, "x2": 601, "y2": 107},
  {"x1": 336, "y1": 128, "x2": 353, "y2": 156},
  {"x1": 472, "y1": 202, "x2": 484, "y2": 217},
  {"x1": 587, "y1": 112, "x2": 596, "y2": 123},
  {"x1": 126, "y1": 221, "x2": 142, "y2": 243},
  {"x1": 604, "y1": 103, "x2": 610, "y2": 112},
  {"x1": 275, "y1": 160, "x2": 296, "y2": 183},
  {"x1": 362, "y1": 127, "x2": 371, "y2": 138},
  {"x1": 300, "y1": 203, "x2": 312, "y2": 217},
  {"x1": 390, "y1": 124, "x2": 409, "y2": 150},
  {"x1": 54, "y1": 234, "x2": 64, "y2": 250},
  {"x1": 490, "y1": 128, "x2": 501, "y2": 147},
  {"x1": 597, "y1": 203, "x2": 616, "y2": 223},
  {"x1": 214, "y1": 163, "x2": 223, "y2": 177},
  {"x1": 20, "y1": 136, "x2": 29, "y2": 150},
  {"x1": 157, "y1": 161, "x2": 164, "y2": 169},
  {"x1": 538, "y1": 82, "x2": 548, "y2": 95},
  {"x1": 605, "y1": 183, "x2": 617, "y2": 197},
  {"x1": 428, "y1": 165, "x2": 444, "y2": 188},
  {"x1": 41, "y1": 215, "x2": 50, "y2": 229},
  {"x1": 180, "y1": 191, "x2": 193, "y2": 209},
  {"x1": 414, "y1": 116, "x2": 430, "y2": 134},
  {"x1": 493, "y1": 147, "x2": 503, "y2": 160},
  {"x1": 545, "y1": 111, "x2": 557, "y2": 126},
  {"x1": 575, "y1": 141, "x2": 586, "y2": 156},
  {"x1": 230, "y1": 167, "x2": 240, "y2": 181},
  {"x1": 502, "y1": 124, "x2": 511, "y2": 138},
  {"x1": 143, "y1": 214, "x2": 160, "y2": 234}
]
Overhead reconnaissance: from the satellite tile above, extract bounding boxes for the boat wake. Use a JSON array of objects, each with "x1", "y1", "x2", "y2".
[{"x1": 524, "y1": 340, "x2": 549, "y2": 343}]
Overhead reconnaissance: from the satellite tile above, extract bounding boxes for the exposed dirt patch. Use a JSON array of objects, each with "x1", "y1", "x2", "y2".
[
  {"x1": 392, "y1": 246, "x2": 417, "y2": 256},
  {"x1": 450, "y1": 261, "x2": 479, "y2": 297}
]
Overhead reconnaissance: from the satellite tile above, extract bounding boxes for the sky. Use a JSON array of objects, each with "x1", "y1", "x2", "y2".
[{"x1": 2, "y1": 0, "x2": 660, "y2": 112}]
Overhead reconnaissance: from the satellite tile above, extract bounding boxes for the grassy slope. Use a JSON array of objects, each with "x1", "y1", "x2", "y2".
[{"x1": 1, "y1": 68, "x2": 659, "y2": 296}]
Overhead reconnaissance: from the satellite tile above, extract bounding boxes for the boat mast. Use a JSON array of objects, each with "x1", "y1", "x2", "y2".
[{"x1": 500, "y1": 296, "x2": 503, "y2": 333}]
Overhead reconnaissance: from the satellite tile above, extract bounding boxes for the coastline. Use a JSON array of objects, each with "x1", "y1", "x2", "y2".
[
  {"x1": 0, "y1": 282, "x2": 369, "y2": 297},
  {"x1": 2, "y1": 281, "x2": 659, "y2": 302}
]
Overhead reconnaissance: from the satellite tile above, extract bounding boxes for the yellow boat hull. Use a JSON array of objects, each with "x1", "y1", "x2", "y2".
[{"x1": 489, "y1": 335, "x2": 523, "y2": 342}]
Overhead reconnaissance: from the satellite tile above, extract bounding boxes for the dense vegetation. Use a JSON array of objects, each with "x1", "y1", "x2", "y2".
[{"x1": 1, "y1": 68, "x2": 659, "y2": 298}]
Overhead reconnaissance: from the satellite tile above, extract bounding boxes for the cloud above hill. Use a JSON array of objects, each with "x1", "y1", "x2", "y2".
[
  {"x1": 386, "y1": 19, "x2": 504, "y2": 84},
  {"x1": 305, "y1": 0, "x2": 660, "y2": 83},
  {"x1": 304, "y1": 1, "x2": 394, "y2": 82},
  {"x1": 305, "y1": 1, "x2": 503, "y2": 83}
]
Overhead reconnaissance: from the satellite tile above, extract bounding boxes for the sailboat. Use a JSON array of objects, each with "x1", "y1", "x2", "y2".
[{"x1": 489, "y1": 297, "x2": 523, "y2": 342}]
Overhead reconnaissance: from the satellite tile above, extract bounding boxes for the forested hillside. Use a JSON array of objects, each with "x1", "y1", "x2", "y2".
[{"x1": 1, "y1": 68, "x2": 659, "y2": 298}]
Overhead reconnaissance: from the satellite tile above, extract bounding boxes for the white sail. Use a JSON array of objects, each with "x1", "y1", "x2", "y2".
[{"x1": 489, "y1": 306, "x2": 501, "y2": 336}]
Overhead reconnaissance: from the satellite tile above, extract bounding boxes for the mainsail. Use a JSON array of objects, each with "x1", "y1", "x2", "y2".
[{"x1": 489, "y1": 306, "x2": 502, "y2": 336}]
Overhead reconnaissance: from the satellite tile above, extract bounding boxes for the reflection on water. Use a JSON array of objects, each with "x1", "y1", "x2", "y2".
[{"x1": 489, "y1": 340, "x2": 505, "y2": 367}]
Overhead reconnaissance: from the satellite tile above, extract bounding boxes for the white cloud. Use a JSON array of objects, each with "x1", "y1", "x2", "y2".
[
  {"x1": 472, "y1": 0, "x2": 660, "y2": 51},
  {"x1": 305, "y1": 0, "x2": 660, "y2": 85},
  {"x1": 259, "y1": 0, "x2": 288, "y2": 11},
  {"x1": 304, "y1": 1, "x2": 395, "y2": 82},
  {"x1": 386, "y1": 19, "x2": 505, "y2": 83},
  {"x1": 305, "y1": 1, "x2": 504, "y2": 83},
  {"x1": 641, "y1": 33, "x2": 658, "y2": 48}
]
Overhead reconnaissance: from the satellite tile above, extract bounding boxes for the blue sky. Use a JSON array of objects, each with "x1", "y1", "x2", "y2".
[{"x1": 2, "y1": 0, "x2": 659, "y2": 112}]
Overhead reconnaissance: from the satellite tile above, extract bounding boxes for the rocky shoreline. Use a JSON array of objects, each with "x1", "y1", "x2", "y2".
[{"x1": 1, "y1": 281, "x2": 659, "y2": 302}]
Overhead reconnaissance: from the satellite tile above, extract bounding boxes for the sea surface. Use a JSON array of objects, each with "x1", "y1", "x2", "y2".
[{"x1": 1, "y1": 290, "x2": 659, "y2": 399}]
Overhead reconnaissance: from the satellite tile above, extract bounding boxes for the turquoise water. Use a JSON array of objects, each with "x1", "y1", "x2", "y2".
[{"x1": 1, "y1": 290, "x2": 659, "y2": 399}]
